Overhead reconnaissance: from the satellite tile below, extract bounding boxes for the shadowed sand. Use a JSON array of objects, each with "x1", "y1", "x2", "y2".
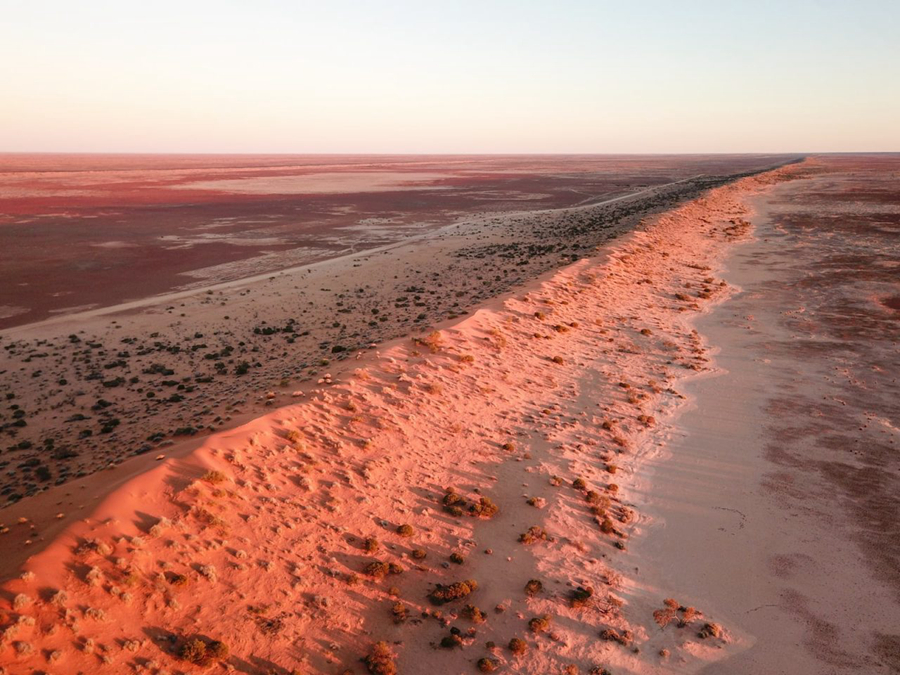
[{"x1": 0, "y1": 163, "x2": 810, "y2": 674}]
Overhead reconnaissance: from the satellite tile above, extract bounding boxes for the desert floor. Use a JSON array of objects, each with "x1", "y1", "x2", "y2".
[{"x1": 1, "y1": 155, "x2": 897, "y2": 675}]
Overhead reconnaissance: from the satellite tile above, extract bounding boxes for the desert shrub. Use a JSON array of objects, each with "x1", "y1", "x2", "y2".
[
  {"x1": 551, "y1": 356, "x2": 565, "y2": 365},
  {"x1": 419, "y1": 331, "x2": 443, "y2": 353},
  {"x1": 391, "y1": 602, "x2": 408, "y2": 624},
  {"x1": 508, "y1": 637, "x2": 528, "y2": 655},
  {"x1": 429, "y1": 579, "x2": 478, "y2": 605},
  {"x1": 365, "y1": 561, "x2": 402, "y2": 579},
  {"x1": 443, "y1": 489, "x2": 466, "y2": 516},
  {"x1": 462, "y1": 604, "x2": 486, "y2": 623},
  {"x1": 600, "y1": 518, "x2": 615, "y2": 534},
  {"x1": 411, "y1": 548, "x2": 427, "y2": 560},
  {"x1": 501, "y1": 441, "x2": 516, "y2": 451},
  {"x1": 178, "y1": 637, "x2": 228, "y2": 665},
  {"x1": 519, "y1": 526, "x2": 548, "y2": 544},
  {"x1": 169, "y1": 573, "x2": 189, "y2": 587},
  {"x1": 477, "y1": 657, "x2": 499, "y2": 672},
  {"x1": 286, "y1": 429, "x2": 301, "y2": 443},
  {"x1": 681, "y1": 606, "x2": 699, "y2": 625},
  {"x1": 570, "y1": 585, "x2": 594, "y2": 608},
  {"x1": 698, "y1": 622, "x2": 722, "y2": 639},
  {"x1": 207, "y1": 640, "x2": 229, "y2": 660},
  {"x1": 365, "y1": 641, "x2": 396, "y2": 675},
  {"x1": 396, "y1": 524, "x2": 414, "y2": 538},
  {"x1": 599, "y1": 628, "x2": 632, "y2": 646},
  {"x1": 470, "y1": 497, "x2": 499, "y2": 519},
  {"x1": 441, "y1": 633, "x2": 463, "y2": 649},
  {"x1": 449, "y1": 552, "x2": 465, "y2": 565},
  {"x1": 572, "y1": 477, "x2": 587, "y2": 490},
  {"x1": 525, "y1": 579, "x2": 543, "y2": 596},
  {"x1": 528, "y1": 614, "x2": 551, "y2": 633},
  {"x1": 364, "y1": 538, "x2": 380, "y2": 554}
]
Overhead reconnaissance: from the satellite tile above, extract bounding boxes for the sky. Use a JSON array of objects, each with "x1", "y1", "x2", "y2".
[{"x1": 1, "y1": 0, "x2": 898, "y2": 154}]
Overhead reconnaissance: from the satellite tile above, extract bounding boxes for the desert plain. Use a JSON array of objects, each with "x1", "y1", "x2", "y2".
[{"x1": 0, "y1": 153, "x2": 898, "y2": 675}]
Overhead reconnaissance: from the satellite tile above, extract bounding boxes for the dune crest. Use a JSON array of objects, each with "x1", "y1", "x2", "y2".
[{"x1": 0, "y1": 163, "x2": 805, "y2": 674}]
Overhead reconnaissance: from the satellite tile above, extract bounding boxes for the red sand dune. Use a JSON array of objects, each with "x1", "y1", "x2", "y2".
[{"x1": 0, "y1": 164, "x2": 801, "y2": 674}]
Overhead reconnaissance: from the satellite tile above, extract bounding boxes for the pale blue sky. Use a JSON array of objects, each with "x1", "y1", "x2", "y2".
[{"x1": 2, "y1": 0, "x2": 897, "y2": 153}]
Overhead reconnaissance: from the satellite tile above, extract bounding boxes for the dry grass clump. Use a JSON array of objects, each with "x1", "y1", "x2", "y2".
[
  {"x1": 364, "y1": 537, "x2": 380, "y2": 554},
  {"x1": 201, "y1": 470, "x2": 227, "y2": 485},
  {"x1": 396, "y1": 524, "x2": 414, "y2": 538},
  {"x1": 508, "y1": 637, "x2": 528, "y2": 655},
  {"x1": 519, "y1": 526, "x2": 548, "y2": 544},
  {"x1": 365, "y1": 641, "x2": 396, "y2": 675},
  {"x1": 416, "y1": 331, "x2": 443, "y2": 353},
  {"x1": 411, "y1": 548, "x2": 427, "y2": 560},
  {"x1": 429, "y1": 579, "x2": 478, "y2": 605},
  {"x1": 572, "y1": 477, "x2": 587, "y2": 490},
  {"x1": 524, "y1": 579, "x2": 543, "y2": 597}
]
